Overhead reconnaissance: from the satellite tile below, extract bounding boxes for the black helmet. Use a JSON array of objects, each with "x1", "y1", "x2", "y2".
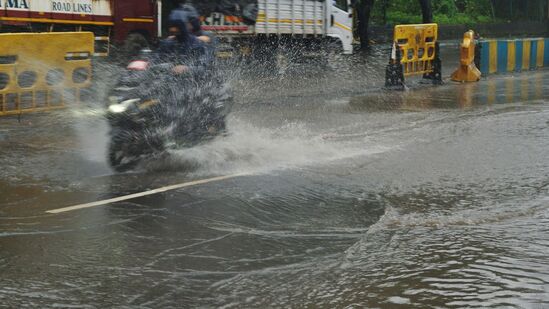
[
  {"x1": 167, "y1": 8, "x2": 191, "y2": 42},
  {"x1": 181, "y1": 4, "x2": 201, "y2": 34}
]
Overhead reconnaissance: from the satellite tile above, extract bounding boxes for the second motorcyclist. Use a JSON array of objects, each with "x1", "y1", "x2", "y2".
[
  {"x1": 158, "y1": 6, "x2": 208, "y2": 75},
  {"x1": 158, "y1": 5, "x2": 228, "y2": 135}
]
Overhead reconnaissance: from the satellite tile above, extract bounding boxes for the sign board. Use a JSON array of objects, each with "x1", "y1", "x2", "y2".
[{"x1": 0, "y1": 0, "x2": 111, "y2": 17}]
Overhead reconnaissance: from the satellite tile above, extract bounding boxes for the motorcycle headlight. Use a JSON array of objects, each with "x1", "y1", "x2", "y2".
[{"x1": 108, "y1": 98, "x2": 140, "y2": 114}]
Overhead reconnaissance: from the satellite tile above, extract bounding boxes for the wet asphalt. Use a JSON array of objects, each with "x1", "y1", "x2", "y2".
[{"x1": 1, "y1": 44, "x2": 549, "y2": 308}]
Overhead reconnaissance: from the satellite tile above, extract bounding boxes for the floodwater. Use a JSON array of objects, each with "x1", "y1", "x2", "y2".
[{"x1": 1, "y1": 45, "x2": 548, "y2": 308}]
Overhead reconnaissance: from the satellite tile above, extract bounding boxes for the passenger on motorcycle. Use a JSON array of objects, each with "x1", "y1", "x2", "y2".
[
  {"x1": 158, "y1": 7, "x2": 207, "y2": 75},
  {"x1": 158, "y1": 5, "x2": 228, "y2": 135},
  {"x1": 178, "y1": 2, "x2": 217, "y2": 69}
]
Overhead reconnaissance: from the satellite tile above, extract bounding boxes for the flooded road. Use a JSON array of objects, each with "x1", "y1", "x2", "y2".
[{"x1": 1, "y1": 48, "x2": 549, "y2": 307}]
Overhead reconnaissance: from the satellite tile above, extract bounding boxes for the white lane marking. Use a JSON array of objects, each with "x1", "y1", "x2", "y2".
[{"x1": 46, "y1": 173, "x2": 250, "y2": 214}]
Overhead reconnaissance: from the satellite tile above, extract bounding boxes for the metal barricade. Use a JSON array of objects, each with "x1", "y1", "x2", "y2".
[
  {"x1": 0, "y1": 32, "x2": 94, "y2": 116},
  {"x1": 385, "y1": 23, "x2": 442, "y2": 89}
]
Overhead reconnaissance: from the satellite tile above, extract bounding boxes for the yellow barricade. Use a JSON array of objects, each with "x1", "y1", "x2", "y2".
[
  {"x1": 394, "y1": 23, "x2": 438, "y2": 76},
  {"x1": 451, "y1": 30, "x2": 481, "y2": 82},
  {"x1": 385, "y1": 23, "x2": 442, "y2": 89},
  {"x1": 0, "y1": 32, "x2": 94, "y2": 116}
]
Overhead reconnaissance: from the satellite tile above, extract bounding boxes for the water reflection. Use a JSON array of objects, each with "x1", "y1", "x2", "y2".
[{"x1": 350, "y1": 71, "x2": 548, "y2": 111}]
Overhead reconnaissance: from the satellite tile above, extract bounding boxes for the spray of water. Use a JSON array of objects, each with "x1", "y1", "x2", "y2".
[
  {"x1": 166, "y1": 117, "x2": 390, "y2": 176},
  {"x1": 58, "y1": 44, "x2": 388, "y2": 176}
]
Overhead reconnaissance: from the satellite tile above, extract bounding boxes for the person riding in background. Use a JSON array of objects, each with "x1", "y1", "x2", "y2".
[
  {"x1": 158, "y1": 6, "x2": 206, "y2": 75},
  {"x1": 166, "y1": 1, "x2": 225, "y2": 134},
  {"x1": 178, "y1": 1, "x2": 217, "y2": 67},
  {"x1": 158, "y1": 2, "x2": 227, "y2": 135}
]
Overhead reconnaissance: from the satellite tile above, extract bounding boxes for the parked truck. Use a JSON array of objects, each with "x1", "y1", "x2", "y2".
[
  {"x1": 0, "y1": 0, "x2": 353, "y2": 59},
  {"x1": 0, "y1": 0, "x2": 161, "y2": 56},
  {"x1": 194, "y1": 0, "x2": 355, "y2": 55}
]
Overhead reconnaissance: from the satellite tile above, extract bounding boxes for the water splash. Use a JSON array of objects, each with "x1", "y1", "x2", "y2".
[{"x1": 167, "y1": 116, "x2": 391, "y2": 176}]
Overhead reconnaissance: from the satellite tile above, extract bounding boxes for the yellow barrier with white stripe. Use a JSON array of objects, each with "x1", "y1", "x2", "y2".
[{"x1": 0, "y1": 32, "x2": 94, "y2": 116}]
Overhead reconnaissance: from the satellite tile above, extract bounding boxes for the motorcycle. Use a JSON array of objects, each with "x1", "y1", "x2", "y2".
[{"x1": 106, "y1": 49, "x2": 232, "y2": 172}]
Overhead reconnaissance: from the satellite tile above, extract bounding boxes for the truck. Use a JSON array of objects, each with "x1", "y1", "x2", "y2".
[
  {"x1": 195, "y1": 0, "x2": 355, "y2": 55},
  {"x1": 0, "y1": 0, "x2": 161, "y2": 56},
  {"x1": 0, "y1": 0, "x2": 354, "y2": 59}
]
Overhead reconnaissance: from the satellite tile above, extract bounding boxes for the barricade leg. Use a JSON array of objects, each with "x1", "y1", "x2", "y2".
[
  {"x1": 385, "y1": 43, "x2": 405, "y2": 90},
  {"x1": 423, "y1": 42, "x2": 443, "y2": 84}
]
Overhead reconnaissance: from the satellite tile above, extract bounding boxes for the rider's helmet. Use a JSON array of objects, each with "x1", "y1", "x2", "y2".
[
  {"x1": 167, "y1": 8, "x2": 191, "y2": 43},
  {"x1": 181, "y1": 4, "x2": 202, "y2": 35}
]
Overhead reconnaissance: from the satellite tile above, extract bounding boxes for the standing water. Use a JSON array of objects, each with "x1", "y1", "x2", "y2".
[{"x1": 0, "y1": 45, "x2": 548, "y2": 308}]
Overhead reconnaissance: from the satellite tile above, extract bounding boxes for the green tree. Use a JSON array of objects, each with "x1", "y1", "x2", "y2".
[{"x1": 354, "y1": 0, "x2": 432, "y2": 49}]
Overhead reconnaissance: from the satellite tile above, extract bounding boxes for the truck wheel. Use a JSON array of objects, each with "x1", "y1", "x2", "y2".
[
  {"x1": 325, "y1": 40, "x2": 349, "y2": 72},
  {"x1": 275, "y1": 50, "x2": 290, "y2": 75}
]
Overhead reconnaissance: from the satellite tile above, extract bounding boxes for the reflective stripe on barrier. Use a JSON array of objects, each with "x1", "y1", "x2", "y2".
[
  {"x1": 478, "y1": 38, "x2": 548, "y2": 75},
  {"x1": 0, "y1": 32, "x2": 94, "y2": 116}
]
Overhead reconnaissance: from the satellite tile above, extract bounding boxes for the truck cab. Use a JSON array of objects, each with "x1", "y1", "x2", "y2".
[{"x1": 329, "y1": 0, "x2": 354, "y2": 54}]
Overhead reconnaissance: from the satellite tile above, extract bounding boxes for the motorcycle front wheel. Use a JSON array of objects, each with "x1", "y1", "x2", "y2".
[
  {"x1": 108, "y1": 130, "x2": 165, "y2": 172},
  {"x1": 108, "y1": 139, "x2": 141, "y2": 173}
]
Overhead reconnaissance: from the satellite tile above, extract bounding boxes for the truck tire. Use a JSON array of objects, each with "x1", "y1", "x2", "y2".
[
  {"x1": 325, "y1": 39, "x2": 349, "y2": 72},
  {"x1": 275, "y1": 49, "x2": 290, "y2": 75}
]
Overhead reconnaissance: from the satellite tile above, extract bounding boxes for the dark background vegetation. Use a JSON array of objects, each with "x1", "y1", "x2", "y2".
[{"x1": 369, "y1": 0, "x2": 548, "y2": 25}]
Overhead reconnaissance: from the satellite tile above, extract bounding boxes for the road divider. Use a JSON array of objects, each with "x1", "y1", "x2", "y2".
[{"x1": 478, "y1": 38, "x2": 549, "y2": 75}]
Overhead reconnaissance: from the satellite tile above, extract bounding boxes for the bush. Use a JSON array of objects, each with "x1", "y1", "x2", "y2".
[
  {"x1": 385, "y1": 11, "x2": 422, "y2": 25},
  {"x1": 371, "y1": 0, "x2": 496, "y2": 26}
]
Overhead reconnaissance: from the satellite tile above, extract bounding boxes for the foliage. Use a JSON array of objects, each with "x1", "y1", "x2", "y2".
[{"x1": 371, "y1": 0, "x2": 496, "y2": 25}]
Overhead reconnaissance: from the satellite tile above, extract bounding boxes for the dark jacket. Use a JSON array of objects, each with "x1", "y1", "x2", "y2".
[{"x1": 158, "y1": 7, "x2": 210, "y2": 74}]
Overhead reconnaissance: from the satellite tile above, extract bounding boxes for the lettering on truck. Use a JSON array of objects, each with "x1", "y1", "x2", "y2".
[
  {"x1": 0, "y1": 0, "x2": 30, "y2": 9},
  {"x1": 0, "y1": 0, "x2": 94, "y2": 14},
  {"x1": 52, "y1": 2, "x2": 93, "y2": 14},
  {"x1": 201, "y1": 13, "x2": 250, "y2": 32}
]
